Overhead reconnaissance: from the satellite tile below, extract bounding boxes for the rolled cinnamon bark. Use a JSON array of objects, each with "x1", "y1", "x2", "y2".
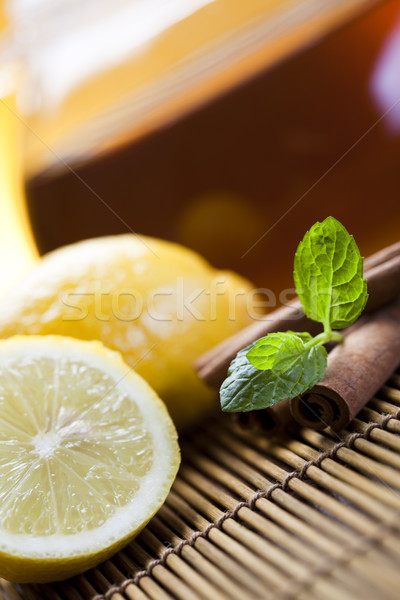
[
  {"x1": 265, "y1": 398, "x2": 294, "y2": 434},
  {"x1": 197, "y1": 300, "x2": 319, "y2": 389},
  {"x1": 363, "y1": 240, "x2": 400, "y2": 270},
  {"x1": 363, "y1": 253, "x2": 400, "y2": 313},
  {"x1": 290, "y1": 299, "x2": 400, "y2": 432},
  {"x1": 231, "y1": 398, "x2": 294, "y2": 435},
  {"x1": 195, "y1": 241, "x2": 400, "y2": 389}
]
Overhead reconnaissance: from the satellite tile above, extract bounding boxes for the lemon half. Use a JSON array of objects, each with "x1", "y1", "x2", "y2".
[{"x1": 0, "y1": 335, "x2": 180, "y2": 583}]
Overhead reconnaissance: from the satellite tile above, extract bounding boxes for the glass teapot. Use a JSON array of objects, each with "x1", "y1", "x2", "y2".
[{"x1": 1, "y1": 0, "x2": 400, "y2": 292}]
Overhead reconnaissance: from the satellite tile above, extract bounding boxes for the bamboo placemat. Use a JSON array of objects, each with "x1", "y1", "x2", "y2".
[{"x1": 2, "y1": 370, "x2": 400, "y2": 600}]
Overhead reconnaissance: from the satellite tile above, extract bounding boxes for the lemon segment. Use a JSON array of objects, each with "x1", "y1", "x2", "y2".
[{"x1": 0, "y1": 335, "x2": 180, "y2": 583}]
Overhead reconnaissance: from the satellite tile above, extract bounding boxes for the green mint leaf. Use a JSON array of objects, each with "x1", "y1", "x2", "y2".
[
  {"x1": 220, "y1": 339, "x2": 327, "y2": 412},
  {"x1": 246, "y1": 331, "x2": 312, "y2": 372},
  {"x1": 294, "y1": 216, "x2": 368, "y2": 330}
]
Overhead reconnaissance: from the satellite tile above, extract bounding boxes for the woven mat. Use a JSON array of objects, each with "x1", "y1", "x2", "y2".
[{"x1": 2, "y1": 371, "x2": 400, "y2": 600}]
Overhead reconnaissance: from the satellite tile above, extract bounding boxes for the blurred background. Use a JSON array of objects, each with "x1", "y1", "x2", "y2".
[{"x1": 0, "y1": 0, "x2": 400, "y2": 297}]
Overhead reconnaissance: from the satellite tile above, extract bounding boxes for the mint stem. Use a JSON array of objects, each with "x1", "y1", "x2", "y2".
[
  {"x1": 304, "y1": 330, "x2": 343, "y2": 350},
  {"x1": 330, "y1": 330, "x2": 344, "y2": 343}
]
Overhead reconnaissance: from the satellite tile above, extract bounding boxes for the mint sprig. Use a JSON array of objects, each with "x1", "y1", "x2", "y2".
[{"x1": 220, "y1": 217, "x2": 368, "y2": 413}]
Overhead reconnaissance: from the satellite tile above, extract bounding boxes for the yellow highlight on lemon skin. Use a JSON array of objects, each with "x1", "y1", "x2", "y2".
[
  {"x1": 0, "y1": 234, "x2": 254, "y2": 430},
  {"x1": 0, "y1": 96, "x2": 37, "y2": 297}
]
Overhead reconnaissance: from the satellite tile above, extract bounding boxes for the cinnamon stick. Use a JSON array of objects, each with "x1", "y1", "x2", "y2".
[
  {"x1": 363, "y1": 240, "x2": 400, "y2": 270},
  {"x1": 196, "y1": 300, "x2": 316, "y2": 390},
  {"x1": 195, "y1": 241, "x2": 400, "y2": 389},
  {"x1": 230, "y1": 397, "x2": 295, "y2": 435},
  {"x1": 290, "y1": 299, "x2": 400, "y2": 432}
]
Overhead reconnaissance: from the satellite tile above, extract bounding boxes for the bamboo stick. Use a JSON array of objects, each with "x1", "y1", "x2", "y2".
[
  {"x1": 205, "y1": 424, "x2": 370, "y2": 543},
  {"x1": 85, "y1": 569, "x2": 112, "y2": 595},
  {"x1": 270, "y1": 444, "x2": 400, "y2": 521},
  {"x1": 301, "y1": 429, "x2": 400, "y2": 489},
  {"x1": 73, "y1": 575, "x2": 99, "y2": 600},
  {"x1": 352, "y1": 416, "x2": 400, "y2": 452},
  {"x1": 0, "y1": 582, "x2": 25, "y2": 600},
  {"x1": 163, "y1": 496, "x2": 270, "y2": 598},
  {"x1": 122, "y1": 543, "x2": 181, "y2": 600},
  {"x1": 129, "y1": 540, "x2": 202, "y2": 600},
  {"x1": 381, "y1": 385, "x2": 400, "y2": 403},
  {"x1": 178, "y1": 471, "x2": 310, "y2": 582},
  {"x1": 183, "y1": 453, "x2": 325, "y2": 567},
  {"x1": 130, "y1": 577, "x2": 171, "y2": 600},
  {"x1": 98, "y1": 561, "x2": 126, "y2": 586},
  {"x1": 172, "y1": 479, "x2": 287, "y2": 590},
  {"x1": 138, "y1": 528, "x2": 228, "y2": 600},
  {"x1": 286, "y1": 438, "x2": 400, "y2": 510},
  {"x1": 203, "y1": 426, "x2": 381, "y2": 535},
  {"x1": 124, "y1": 586, "x2": 151, "y2": 600},
  {"x1": 149, "y1": 515, "x2": 259, "y2": 600},
  {"x1": 53, "y1": 582, "x2": 84, "y2": 600}
]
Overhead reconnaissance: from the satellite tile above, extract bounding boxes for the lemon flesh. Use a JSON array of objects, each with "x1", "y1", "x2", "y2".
[
  {"x1": 0, "y1": 235, "x2": 255, "y2": 429},
  {"x1": 0, "y1": 335, "x2": 180, "y2": 583}
]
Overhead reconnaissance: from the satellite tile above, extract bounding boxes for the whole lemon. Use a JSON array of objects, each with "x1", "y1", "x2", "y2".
[{"x1": 0, "y1": 235, "x2": 255, "y2": 429}]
